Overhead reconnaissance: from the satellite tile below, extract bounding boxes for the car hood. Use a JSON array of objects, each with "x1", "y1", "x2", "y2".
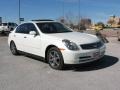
[{"x1": 47, "y1": 32, "x2": 100, "y2": 45}]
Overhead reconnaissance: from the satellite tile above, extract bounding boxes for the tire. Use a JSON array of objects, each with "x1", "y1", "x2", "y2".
[
  {"x1": 1, "y1": 31, "x2": 5, "y2": 35},
  {"x1": 117, "y1": 31, "x2": 120, "y2": 41},
  {"x1": 47, "y1": 47, "x2": 64, "y2": 70},
  {"x1": 10, "y1": 42, "x2": 19, "y2": 55},
  {"x1": 118, "y1": 38, "x2": 120, "y2": 41}
]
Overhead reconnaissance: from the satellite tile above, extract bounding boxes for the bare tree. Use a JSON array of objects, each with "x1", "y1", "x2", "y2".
[
  {"x1": 78, "y1": 18, "x2": 92, "y2": 30},
  {"x1": 57, "y1": 17, "x2": 67, "y2": 25},
  {"x1": 107, "y1": 19, "x2": 115, "y2": 25},
  {"x1": 65, "y1": 12, "x2": 78, "y2": 29},
  {"x1": 57, "y1": 12, "x2": 92, "y2": 31},
  {"x1": 96, "y1": 22, "x2": 105, "y2": 28},
  {"x1": 57, "y1": 12, "x2": 78, "y2": 30}
]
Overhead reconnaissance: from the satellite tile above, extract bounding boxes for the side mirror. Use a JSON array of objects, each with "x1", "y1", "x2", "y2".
[{"x1": 29, "y1": 31, "x2": 37, "y2": 35}]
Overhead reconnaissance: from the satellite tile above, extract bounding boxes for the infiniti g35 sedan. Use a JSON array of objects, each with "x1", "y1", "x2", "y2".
[{"x1": 8, "y1": 20, "x2": 106, "y2": 70}]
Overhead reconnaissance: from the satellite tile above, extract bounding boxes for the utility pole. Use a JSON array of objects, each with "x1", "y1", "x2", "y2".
[
  {"x1": 60, "y1": 1, "x2": 65, "y2": 23},
  {"x1": 19, "y1": 0, "x2": 21, "y2": 24},
  {"x1": 62, "y1": 1, "x2": 65, "y2": 20},
  {"x1": 78, "y1": 0, "x2": 80, "y2": 30}
]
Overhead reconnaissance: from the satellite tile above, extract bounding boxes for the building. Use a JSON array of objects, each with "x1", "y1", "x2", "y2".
[{"x1": 108, "y1": 15, "x2": 120, "y2": 28}]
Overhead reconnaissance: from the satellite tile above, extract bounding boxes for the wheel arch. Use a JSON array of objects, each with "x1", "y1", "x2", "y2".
[
  {"x1": 10, "y1": 40, "x2": 17, "y2": 49},
  {"x1": 45, "y1": 45, "x2": 58, "y2": 61},
  {"x1": 10, "y1": 40, "x2": 14, "y2": 45}
]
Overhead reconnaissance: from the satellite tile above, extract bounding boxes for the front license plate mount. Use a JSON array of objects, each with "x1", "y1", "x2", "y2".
[{"x1": 93, "y1": 52, "x2": 100, "y2": 59}]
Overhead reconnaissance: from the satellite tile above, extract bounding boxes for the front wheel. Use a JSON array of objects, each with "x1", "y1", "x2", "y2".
[
  {"x1": 47, "y1": 47, "x2": 64, "y2": 70},
  {"x1": 10, "y1": 42, "x2": 19, "y2": 55}
]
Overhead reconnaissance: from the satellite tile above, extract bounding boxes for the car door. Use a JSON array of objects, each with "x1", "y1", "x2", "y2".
[
  {"x1": 23, "y1": 23, "x2": 41, "y2": 56},
  {"x1": 13, "y1": 23, "x2": 28, "y2": 52}
]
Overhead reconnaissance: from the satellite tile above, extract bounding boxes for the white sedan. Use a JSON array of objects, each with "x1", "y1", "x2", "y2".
[{"x1": 8, "y1": 20, "x2": 106, "y2": 70}]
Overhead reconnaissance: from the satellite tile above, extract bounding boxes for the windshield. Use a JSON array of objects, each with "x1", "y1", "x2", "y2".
[
  {"x1": 8, "y1": 23, "x2": 18, "y2": 27},
  {"x1": 36, "y1": 22, "x2": 72, "y2": 34}
]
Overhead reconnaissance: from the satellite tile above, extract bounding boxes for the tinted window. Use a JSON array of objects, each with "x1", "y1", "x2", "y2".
[
  {"x1": 15, "y1": 23, "x2": 38, "y2": 34},
  {"x1": 28, "y1": 23, "x2": 38, "y2": 33},
  {"x1": 15, "y1": 25, "x2": 21, "y2": 33},
  {"x1": 2, "y1": 23, "x2": 7, "y2": 26},
  {"x1": 15, "y1": 23, "x2": 28, "y2": 34},
  {"x1": 37, "y1": 22, "x2": 72, "y2": 34},
  {"x1": 14, "y1": 23, "x2": 18, "y2": 27},
  {"x1": 8, "y1": 23, "x2": 18, "y2": 27},
  {"x1": 8, "y1": 23, "x2": 12, "y2": 26}
]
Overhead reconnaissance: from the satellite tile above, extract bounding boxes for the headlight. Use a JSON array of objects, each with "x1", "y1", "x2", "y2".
[{"x1": 62, "y1": 39, "x2": 79, "y2": 51}]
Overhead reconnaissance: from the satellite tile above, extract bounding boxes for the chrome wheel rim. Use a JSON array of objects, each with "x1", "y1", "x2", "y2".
[{"x1": 48, "y1": 50, "x2": 60, "y2": 67}]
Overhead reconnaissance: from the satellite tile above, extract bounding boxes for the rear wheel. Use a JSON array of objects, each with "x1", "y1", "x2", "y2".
[
  {"x1": 117, "y1": 31, "x2": 120, "y2": 41},
  {"x1": 10, "y1": 42, "x2": 19, "y2": 55},
  {"x1": 47, "y1": 47, "x2": 64, "y2": 70},
  {"x1": 118, "y1": 38, "x2": 120, "y2": 41},
  {"x1": 1, "y1": 31, "x2": 5, "y2": 35}
]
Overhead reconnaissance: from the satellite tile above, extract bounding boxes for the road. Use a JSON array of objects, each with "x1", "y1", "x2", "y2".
[{"x1": 0, "y1": 36, "x2": 120, "y2": 90}]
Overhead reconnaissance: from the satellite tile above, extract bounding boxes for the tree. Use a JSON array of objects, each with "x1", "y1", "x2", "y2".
[
  {"x1": 96, "y1": 22, "x2": 105, "y2": 28},
  {"x1": 57, "y1": 12, "x2": 92, "y2": 31},
  {"x1": 107, "y1": 19, "x2": 115, "y2": 25},
  {"x1": 65, "y1": 12, "x2": 78, "y2": 29},
  {"x1": 57, "y1": 12, "x2": 78, "y2": 29},
  {"x1": 57, "y1": 17, "x2": 68, "y2": 25},
  {"x1": 78, "y1": 18, "x2": 92, "y2": 30}
]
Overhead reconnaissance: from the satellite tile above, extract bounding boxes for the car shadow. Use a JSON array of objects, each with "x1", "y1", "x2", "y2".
[
  {"x1": 23, "y1": 54, "x2": 119, "y2": 71},
  {"x1": 64, "y1": 55, "x2": 119, "y2": 72}
]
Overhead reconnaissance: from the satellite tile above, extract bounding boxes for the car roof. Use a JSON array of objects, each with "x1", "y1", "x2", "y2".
[
  {"x1": 31, "y1": 19, "x2": 54, "y2": 21},
  {"x1": 29, "y1": 19, "x2": 57, "y2": 23},
  {"x1": 19, "y1": 20, "x2": 59, "y2": 25}
]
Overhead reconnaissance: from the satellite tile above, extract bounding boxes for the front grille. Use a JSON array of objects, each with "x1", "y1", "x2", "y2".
[
  {"x1": 80, "y1": 41, "x2": 103, "y2": 50},
  {"x1": 79, "y1": 56, "x2": 91, "y2": 59}
]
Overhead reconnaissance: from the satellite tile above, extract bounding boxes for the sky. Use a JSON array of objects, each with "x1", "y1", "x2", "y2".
[{"x1": 0, "y1": 0, "x2": 120, "y2": 23}]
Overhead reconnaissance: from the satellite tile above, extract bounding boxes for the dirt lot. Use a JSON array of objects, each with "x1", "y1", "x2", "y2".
[
  {"x1": 0, "y1": 36, "x2": 120, "y2": 90},
  {"x1": 84, "y1": 29, "x2": 120, "y2": 37}
]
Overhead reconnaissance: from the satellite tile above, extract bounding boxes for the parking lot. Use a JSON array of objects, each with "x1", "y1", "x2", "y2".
[{"x1": 0, "y1": 36, "x2": 120, "y2": 90}]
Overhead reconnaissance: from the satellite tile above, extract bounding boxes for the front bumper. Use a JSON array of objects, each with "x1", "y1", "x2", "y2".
[{"x1": 62, "y1": 45, "x2": 106, "y2": 64}]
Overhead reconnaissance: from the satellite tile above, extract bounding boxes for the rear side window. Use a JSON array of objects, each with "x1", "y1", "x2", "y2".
[
  {"x1": 15, "y1": 24, "x2": 28, "y2": 34},
  {"x1": 15, "y1": 23, "x2": 38, "y2": 34}
]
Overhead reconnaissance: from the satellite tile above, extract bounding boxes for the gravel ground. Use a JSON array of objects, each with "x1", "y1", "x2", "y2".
[{"x1": 0, "y1": 36, "x2": 120, "y2": 90}]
